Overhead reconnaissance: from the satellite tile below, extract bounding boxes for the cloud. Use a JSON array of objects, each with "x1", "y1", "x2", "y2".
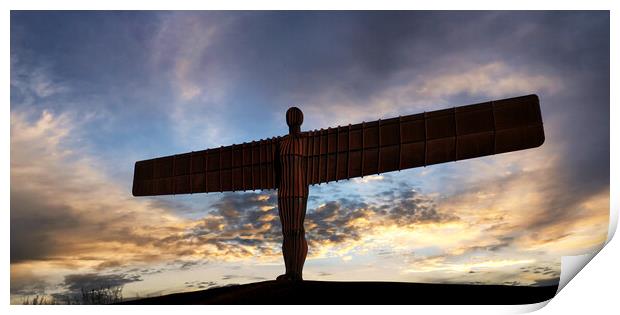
[
  {"x1": 147, "y1": 12, "x2": 240, "y2": 148},
  {"x1": 35, "y1": 272, "x2": 145, "y2": 303},
  {"x1": 141, "y1": 13, "x2": 563, "y2": 148},
  {"x1": 519, "y1": 265, "x2": 561, "y2": 278},
  {"x1": 79, "y1": 181, "x2": 452, "y2": 276},
  {"x1": 185, "y1": 280, "x2": 219, "y2": 289},
  {"x1": 352, "y1": 175, "x2": 385, "y2": 184},
  {"x1": 300, "y1": 61, "x2": 562, "y2": 129},
  {"x1": 435, "y1": 153, "x2": 609, "y2": 257},
  {"x1": 62, "y1": 273, "x2": 143, "y2": 293},
  {"x1": 456, "y1": 236, "x2": 516, "y2": 255},
  {"x1": 10, "y1": 58, "x2": 68, "y2": 101},
  {"x1": 149, "y1": 13, "x2": 228, "y2": 102},
  {"x1": 10, "y1": 110, "x2": 190, "y2": 267},
  {"x1": 10, "y1": 267, "x2": 49, "y2": 297},
  {"x1": 414, "y1": 62, "x2": 560, "y2": 99}
]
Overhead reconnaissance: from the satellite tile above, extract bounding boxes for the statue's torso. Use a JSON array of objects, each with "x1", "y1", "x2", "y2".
[{"x1": 278, "y1": 134, "x2": 308, "y2": 197}]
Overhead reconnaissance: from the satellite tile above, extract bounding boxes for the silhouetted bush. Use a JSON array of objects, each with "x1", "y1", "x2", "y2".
[
  {"x1": 22, "y1": 286, "x2": 124, "y2": 305},
  {"x1": 80, "y1": 286, "x2": 124, "y2": 304},
  {"x1": 21, "y1": 295, "x2": 57, "y2": 305}
]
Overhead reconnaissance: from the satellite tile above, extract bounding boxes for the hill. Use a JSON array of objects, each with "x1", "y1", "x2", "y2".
[{"x1": 119, "y1": 280, "x2": 558, "y2": 305}]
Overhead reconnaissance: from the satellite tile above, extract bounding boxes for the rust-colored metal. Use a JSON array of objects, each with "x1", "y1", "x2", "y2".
[{"x1": 132, "y1": 94, "x2": 545, "y2": 280}]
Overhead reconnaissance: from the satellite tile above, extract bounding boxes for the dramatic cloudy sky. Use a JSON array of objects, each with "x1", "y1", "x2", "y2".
[{"x1": 10, "y1": 11, "x2": 609, "y2": 303}]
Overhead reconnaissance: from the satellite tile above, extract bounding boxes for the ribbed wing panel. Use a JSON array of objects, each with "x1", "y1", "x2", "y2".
[
  {"x1": 305, "y1": 94, "x2": 544, "y2": 185},
  {"x1": 132, "y1": 137, "x2": 281, "y2": 196}
]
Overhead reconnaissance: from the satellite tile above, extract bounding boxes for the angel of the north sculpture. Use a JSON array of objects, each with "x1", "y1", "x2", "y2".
[{"x1": 132, "y1": 94, "x2": 545, "y2": 281}]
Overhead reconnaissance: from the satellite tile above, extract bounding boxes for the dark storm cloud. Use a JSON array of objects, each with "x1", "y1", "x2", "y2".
[
  {"x1": 307, "y1": 201, "x2": 367, "y2": 243},
  {"x1": 175, "y1": 12, "x2": 574, "y2": 104},
  {"x1": 10, "y1": 183, "x2": 176, "y2": 264},
  {"x1": 62, "y1": 273, "x2": 142, "y2": 293},
  {"x1": 156, "y1": 11, "x2": 607, "y2": 133},
  {"x1": 378, "y1": 188, "x2": 459, "y2": 225},
  {"x1": 35, "y1": 272, "x2": 144, "y2": 304},
  {"x1": 10, "y1": 189, "x2": 82, "y2": 263},
  {"x1": 10, "y1": 276, "x2": 48, "y2": 296},
  {"x1": 210, "y1": 192, "x2": 279, "y2": 227},
  {"x1": 11, "y1": 11, "x2": 165, "y2": 106},
  {"x1": 174, "y1": 192, "x2": 281, "y2": 241}
]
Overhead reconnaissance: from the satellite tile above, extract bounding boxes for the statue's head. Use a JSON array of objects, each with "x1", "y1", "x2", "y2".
[{"x1": 286, "y1": 107, "x2": 303, "y2": 135}]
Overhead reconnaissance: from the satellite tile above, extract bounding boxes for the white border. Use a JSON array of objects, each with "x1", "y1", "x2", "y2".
[{"x1": 3, "y1": 1, "x2": 617, "y2": 315}]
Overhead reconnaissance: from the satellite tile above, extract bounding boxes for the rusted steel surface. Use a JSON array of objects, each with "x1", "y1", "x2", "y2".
[
  {"x1": 277, "y1": 110, "x2": 309, "y2": 280},
  {"x1": 133, "y1": 94, "x2": 543, "y2": 197},
  {"x1": 132, "y1": 137, "x2": 280, "y2": 196},
  {"x1": 303, "y1": 94, "x2": 544, "y2": 185}
]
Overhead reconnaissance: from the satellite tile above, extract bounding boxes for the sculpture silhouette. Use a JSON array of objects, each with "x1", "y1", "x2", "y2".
[
  {"x1": 132, "y1": 94, "x2": 545, "y2": 281},
  {"x1": 276, "y1": 107, "x2": 309, "y2": 280}
]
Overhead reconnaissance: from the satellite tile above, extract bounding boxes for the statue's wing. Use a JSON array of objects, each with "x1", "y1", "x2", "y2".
[
  {"x1": 304, "y1": 94, "x2": 545, "y2": 186},
  {"x1": 132, "y1": 137, "x2": 281, "y2": 196}
]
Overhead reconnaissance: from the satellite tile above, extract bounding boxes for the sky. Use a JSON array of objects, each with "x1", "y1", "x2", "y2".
[{"x1": 10, "y1": 11, "x2": 610, "y2": 303}]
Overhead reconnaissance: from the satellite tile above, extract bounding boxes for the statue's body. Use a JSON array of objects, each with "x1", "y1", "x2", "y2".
[{"x1": 277, "y1": 108, "x2": 309, "y2": 280}]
